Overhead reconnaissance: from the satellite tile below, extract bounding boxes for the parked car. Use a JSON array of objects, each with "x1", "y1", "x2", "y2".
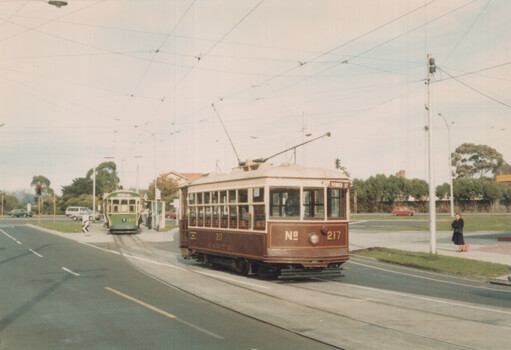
[
  {"x1": 165, "y1": 210, "x2": 176, "y2": 219},
  {"x1": 65, "y1": 206, "x2": 90, "y2": 217},
  {"x1": 68, "y1": 208, "x2": 97, "y2": 221},
  {"x1": 8, "y1": 209, "x2": 33, "y2": 217},
  {"x1": 392, "y1": 207, "x2": 414, "y2": 216}
]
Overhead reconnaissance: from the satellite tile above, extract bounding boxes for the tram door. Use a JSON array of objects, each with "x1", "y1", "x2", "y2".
[{"x1": 179, "y1": 188, "x2": 189, "y2": 249}]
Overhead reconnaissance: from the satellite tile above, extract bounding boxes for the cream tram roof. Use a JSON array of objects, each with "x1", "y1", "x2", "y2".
[{"x1": 183, "y1": 163, "x2": 349, "y2": 189}]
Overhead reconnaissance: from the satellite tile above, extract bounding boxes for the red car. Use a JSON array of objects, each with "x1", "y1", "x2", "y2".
[{"x1": 392, "y1": 207, "x2": 414, "y2": 216}]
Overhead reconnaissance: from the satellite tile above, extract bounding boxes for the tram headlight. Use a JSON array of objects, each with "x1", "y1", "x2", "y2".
[
  {"x1": 122, "y1": 218, "x2": 127, "y2": 223},
  {"x1": 309, "y1": 233, "x2": 320, "y2": 246}
]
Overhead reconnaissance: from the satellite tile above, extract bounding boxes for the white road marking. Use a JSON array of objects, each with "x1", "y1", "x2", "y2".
[
  {"x1": 349, "y1": 220, "x2": 368, "y2": 225},
  {"x1": 79, "y1": 242, "x2": 121, "y2": 255},
  {"x1": 0, "y1": 228, "x2": 22, "y2": 244},
  {"x1": 29, "y1": 249, "x2": 43, "y2": 258},
  {"x1": 105, "y1": 287, "x2": 224, "y2": 339},
  {"x1": 61, "y1": 267, "x2": 80, "y2": 276}
]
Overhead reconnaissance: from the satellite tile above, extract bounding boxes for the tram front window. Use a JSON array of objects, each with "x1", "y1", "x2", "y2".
[
  {"x1": 270, "y1": 188, "x2": 299, "y2": 218},
  {"x1": 304, "y1": 189, "x2": 325, "y2": 218}
]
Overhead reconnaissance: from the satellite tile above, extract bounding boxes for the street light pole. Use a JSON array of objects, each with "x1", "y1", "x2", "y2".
[
  {"x1": 92, "y1": 167, "x2": 96, "y2": 220},
  {"x1": 427, "y1": 54, "x2": 436, "y2": 254},
  {"x1": 438, "y1": 113, "x2": 455, "y2": 217}
]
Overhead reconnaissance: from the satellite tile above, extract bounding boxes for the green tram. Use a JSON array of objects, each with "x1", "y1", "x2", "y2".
[{"x1": 104, "y1": 190, "x2": 141, "y2": 233}]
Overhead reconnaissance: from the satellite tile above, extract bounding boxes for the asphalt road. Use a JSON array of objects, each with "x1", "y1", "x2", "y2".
[{"x1": 0, "y1": 224, "x2": 336, "y2": 349}]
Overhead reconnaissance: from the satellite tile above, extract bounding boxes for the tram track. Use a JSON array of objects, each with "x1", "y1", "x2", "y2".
[{"x1": 112, "y1": 234, "x2": 508, "y2": 350}]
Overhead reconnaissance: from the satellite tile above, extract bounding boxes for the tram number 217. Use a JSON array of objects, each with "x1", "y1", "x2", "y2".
[{"x1": 326, "y1": 231, "x2": 342, "y2": 241}]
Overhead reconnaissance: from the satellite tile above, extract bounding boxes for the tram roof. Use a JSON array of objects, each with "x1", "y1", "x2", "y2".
[
  {"x1": 184, "y1": 163, "x2": 349, "y2": 188},
  {"x1": 104, "y1": 190, "x2": 140, "y2": 198}
]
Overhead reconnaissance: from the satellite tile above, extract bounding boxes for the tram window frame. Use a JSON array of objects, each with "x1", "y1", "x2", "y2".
[
  {"x1": 213, "y1": 206, "x2": 220, "y2": 227},
  {"x1": 238, "y1": 189, "x2": 248, "y2": 203},
  {"x1": 204, "y1": 192, "x2": 210, "y2": 204},
  {"x1": 327, "y1": 188, "x2": 347, "y2": 219},
  {"x1": 270, "y1": 187, "x2": 300, "y2": 218},
  {"x1": 229, "y1": 190, "x2": 236, "y2": 203},
  {"x1": 229, "y1": 205, "x2": 238, "y2": 229},
  {"x1": 253, "y1": 187, "x2": 264, "y2": 203},
  {"x1": 197, "y1": 193, "x2": 203, "y2": 205},
  {"x1": 239, "y1": 205, "x2": 249, "y2": 229},
  {"x1": 129, "y1": 199, "x2": 136, "y2": 213},
  {"x1": 189, "y1": 193, "x2": 195, "y2": 205},
  {"x1": 221, "y1": 205, "x2": 228, "y2": 228},
  {"x1": 205, "y1": 206, "x2": 212, "y2": 226},
  {"x1": 112, "y1": 199, "x2": 119, "y2": 213},
  {"x1": 212, "y1": 191, "x2": 218, "y2": 204},
  {"x1": 190, "y1": 207, "x2": 197, "y2": 226},
  {"x1": 303, "y1": 188, "x2": 325, "y2": 219},
  {"x1": 253, "y1": 204, "x2": 266, "y2": 230}
]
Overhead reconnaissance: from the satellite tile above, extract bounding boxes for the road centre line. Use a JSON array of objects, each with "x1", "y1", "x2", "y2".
[
  {"x1": 61, "y1": 267, "x2": 80, "y2": 276},
  {"x1": 0, "y1": 228, "x2": 22, "y2": 245},
  {"x1": 105, "y1": 287, "x2": 224, "y2": 339},
  {"x1": 29, "y1": 249, "x2": 43, "y2": 258}
]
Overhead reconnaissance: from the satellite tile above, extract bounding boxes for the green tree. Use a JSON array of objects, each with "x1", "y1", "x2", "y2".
[
  {"x1": 482, "y1": 181, "x2": 502, "y2": 208},
  {"x1": 61, "y1": 177, "x2": 93, "y2": 201},
  {"x1": 454, "y1": 178, "x2": 484, "y2": 201},
  {"x1": 1, "y1": 193, "x2": 18, "y2": 212},
  {"x1": 435, "y1": 183, "x2": 451, "y2": 199},
  {"x1": 409, "y1": 179, "x2": 429, "y2": 201},
  {"x1": 147, "y1": 173, "x2": 179, "y2": 206},
  {"x1": 452, "y1": 143, "x2": 504, "y2": 179},
  {"x1": 30, "y1": 175, "x2": 54, "y2": 196},
  {"x1": 85, "y1": 161, "x2": 119, "y2": 195}
]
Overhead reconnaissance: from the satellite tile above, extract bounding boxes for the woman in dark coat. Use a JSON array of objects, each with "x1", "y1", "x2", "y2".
[{"x1": 452, "y1": 213, "x2": 465, "y2": 252}]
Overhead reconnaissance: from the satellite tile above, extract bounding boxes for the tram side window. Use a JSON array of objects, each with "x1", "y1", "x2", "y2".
[
  {"x1": 270, "y1": 188, "x2": 300, "y2": 218},
  {"x1": 205, "y1": 206, "x2": 212, "y2": 226},
  {"x1": 239, "y1": 205, "x2": 249, "y2": 229},
  {"x1": 129, "y1": 199, "x2": 136, "y2": 213},
  {"x1": 327, "y1": 188, "x2": 347, "y2": 219},
  {"x1": 190, "y1": 207, "x2": 196, "y2": 226},
  {"x1": 221, "y1": 205, "x2": 228, "y2": 228},
  {"x1": 113, "y1": 199, "x2": 119, "y2": 213},
  {"x1": 229, "y1": 190, "x2": 236, "y2": 203},
  {"x1": 213, "y1": 206, "x2": 220, "y2": 227},
  {"x1": 253, "y1": 204, "x2": 266, "y2": 230},
  {"x1": 197, "y1": 193, "x2": 203, "y2": 205},
  {"x1": 229, "y1": 205, "x2": 238, "y2": 229},
  {"x1": 212, "y1": 191, "x2": 218, "y2": 204},
  {"x1": 303, "y1": 189, "x2": 325, "y2": 218},
  {"x1": 204, "y1": 192, "x2": 210, "y2": 204},
  {"x1": 189, "y1": 193, "x2": 195, "y2": 205},
  {"x1": 220, "y1": 191, "x2": 227, "y2": 203},
  {"x1": 253, "y1": 187, "x2": 264, "y2": 202},
  {"x1": 238, "y1": 189, "x2": 248, "y2": 203},
  {"x1": 198, "y1": 206, "x2": 204, "y2": 226}
]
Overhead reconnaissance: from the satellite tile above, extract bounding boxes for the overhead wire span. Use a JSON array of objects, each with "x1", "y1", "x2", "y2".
[{"x1": 438, "y1": 67, "x2": 511, "y2": 110}]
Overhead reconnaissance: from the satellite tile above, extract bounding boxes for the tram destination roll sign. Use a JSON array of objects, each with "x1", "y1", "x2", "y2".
[{"x1": 329, "y1": 181, "x2": 349, "y2": 189}]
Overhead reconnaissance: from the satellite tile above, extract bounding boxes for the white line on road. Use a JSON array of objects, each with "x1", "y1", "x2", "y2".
[
  {"x1": 79, "y1": 242, "x2": 121, "y2": 255},
  {"x1": 29, "y1": 249, "x2": 43, "y2": 258},
  {"x1": 0, "y1": 228, "x2": 22, "y2": 245},
  {"x1": 61, "y1": 267, "x2": 80, "y2": 276},
  {"x1": 349, "y1": 220, "x2": 368, "y2": 225}
]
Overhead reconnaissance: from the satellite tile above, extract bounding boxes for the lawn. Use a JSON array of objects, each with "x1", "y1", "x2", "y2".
[
  {"x1": 352, "y1": 214, "x2": 511, "y2": 232},
  {"x1": 353, "y1": 247, "x2": 510, "y2": 278}
]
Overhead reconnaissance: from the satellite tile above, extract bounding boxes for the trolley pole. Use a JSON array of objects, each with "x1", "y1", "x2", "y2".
[{"x1": 427, "y1": 54, "x2": 436, "y2": 254}]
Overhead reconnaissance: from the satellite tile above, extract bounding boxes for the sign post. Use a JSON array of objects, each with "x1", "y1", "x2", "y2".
[{"x1": 82, "y1": 214, "x2": 90, "y2": 235}]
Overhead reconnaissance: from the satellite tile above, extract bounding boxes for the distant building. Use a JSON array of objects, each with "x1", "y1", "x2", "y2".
[
  {"x1": 395, "y1": 170, "x2": 406, "y2": 178},
  {"x1": 161, "y1": 171, "x2": 203, "y2": 187}
]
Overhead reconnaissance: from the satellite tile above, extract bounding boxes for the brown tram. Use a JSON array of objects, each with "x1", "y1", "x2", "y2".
[{"x1": 178, "y1": 162, "x2": 350, "y2": 279}]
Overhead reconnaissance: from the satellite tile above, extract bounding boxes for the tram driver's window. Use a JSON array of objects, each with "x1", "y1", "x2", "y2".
[
  {"x1": 253, "y1": 204, "x2": 265, "y2": 230},
  {"x1": 303, "y1": 189, "x2": 325, "y2": 218},
  {"x1": 253, "y1": 187, "x2": 264, "y2": 202},
  {"x1": 113, "y1": 199, "x2": 119, "y2": 213},
  {"x1": 270, "y1": 188, "x2": 300, "y2": 218},
  {"x1": 328, "y1": 188, "x2": 347, "y2": 219},
  {"x1": 129, "y1": 199, "x2": 136, "y2": 212}
]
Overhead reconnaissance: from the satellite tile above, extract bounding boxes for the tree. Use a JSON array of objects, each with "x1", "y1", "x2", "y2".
[
  {"x1": 482, "y1": 181, "x2": 502, "y2": 209},
  {"x1": 409, "y1": 179, "x2": 429, "y2": 201},
  {"x1": 452, "y1": 143, "x2": 504, "y2": 179},
  {"x1": 85, "y1": 161, "x2": 119, "y2": 195},
  {"x1": 454, "y1": 178, "x2": 484, "y2": 201},
  {"x1": 147, "y1": 173, "x2": 179, "y2": 206},
  {"x1": 61, "y1": 177, "x2": 93, "y2": 201},
  {"x1": 0, "y1": 193, "x2": 18, "y2": 212},
  {"x1": 30, "y1": 175, "x2": 54, "y2": 196},
  {"x1": 435, "y1": 183, "x2": 451, "y2": 199}
]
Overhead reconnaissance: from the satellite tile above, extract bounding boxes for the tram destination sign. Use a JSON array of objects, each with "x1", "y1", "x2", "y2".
[{"x1": 329, "y1": 181, "x2": 349, "y2": 189}]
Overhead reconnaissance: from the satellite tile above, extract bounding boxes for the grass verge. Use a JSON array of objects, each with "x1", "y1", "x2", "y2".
[
  {"x1": 33, "y1": 222, "x2": 84, "y2": 233},
  {"x1": 352, "y1": 215, "x2": 511, "y2": 232},
  {"x1": 352, "y1": 247, "x2": 509, "y2": 278}
]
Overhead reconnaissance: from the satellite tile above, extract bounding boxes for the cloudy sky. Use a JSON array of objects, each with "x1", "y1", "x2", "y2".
[{"x1": 0, "y1": 0, "x2": 509, "y2": 195}]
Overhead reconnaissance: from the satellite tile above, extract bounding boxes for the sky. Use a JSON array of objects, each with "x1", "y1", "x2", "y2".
[{"x1": 0, "y1": 0, "x2": 509, "y2": 195}]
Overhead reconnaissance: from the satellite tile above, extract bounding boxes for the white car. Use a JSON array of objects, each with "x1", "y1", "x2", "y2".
[{"x1": 65, "y1": 206, "x2": 90, "y2": 217}]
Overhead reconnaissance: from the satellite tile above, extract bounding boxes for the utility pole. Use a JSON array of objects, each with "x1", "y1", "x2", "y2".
[
  {"x1": 427, "y1": 54, "x2": 437, "y2": 254},
  {"x1": 92, "y1": 167, "x2": 96, "y2": 221}
]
